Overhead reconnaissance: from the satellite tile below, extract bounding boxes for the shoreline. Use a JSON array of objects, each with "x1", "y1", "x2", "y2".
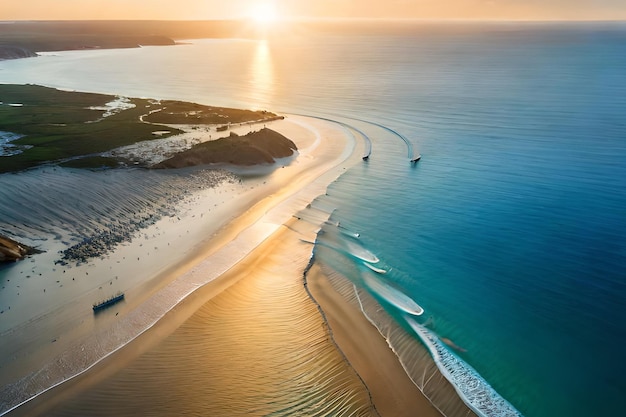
[
  {"x1": 305, "y1": 262, "x2": 444, "y2": 417},
  {"x1": 1, "y1": 114, "x2": 362, "y2": 414},
  {"x1": 2, "y1": 114, "x2": 467, "y2": 417}
]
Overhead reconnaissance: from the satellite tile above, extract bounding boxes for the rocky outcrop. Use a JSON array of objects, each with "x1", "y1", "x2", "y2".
[
  {"x1": 0, "y1": 46, "x2": 38, "y2": 61},
  {"x1": 0, "y1": 235, "x2": 40, "y2": 262},
  {"x1": 154, "y1": 128, "x2": 297, "y2": 169}
]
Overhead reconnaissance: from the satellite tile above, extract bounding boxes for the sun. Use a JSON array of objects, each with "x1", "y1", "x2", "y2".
[{"x1": 249, "y1": 1, "x2": 279, "y2": 25}]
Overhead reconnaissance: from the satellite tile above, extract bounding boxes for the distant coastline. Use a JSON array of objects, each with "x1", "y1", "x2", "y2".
[{"x1": 0, "y1": 20, "x2": 266, "y2": 61}]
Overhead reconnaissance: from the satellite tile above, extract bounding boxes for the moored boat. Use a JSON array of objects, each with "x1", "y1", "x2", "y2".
[{"x1": 93, "y1": 292, "x2": 124, "y2": 312}]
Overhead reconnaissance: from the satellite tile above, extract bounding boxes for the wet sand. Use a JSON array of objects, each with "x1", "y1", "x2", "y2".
[
  {"x1": 14, "y1": 220, "x2": 378, "y2": 416},
  {"x1": 11, "y1": 223, "x2": 443, "y2": 417},
  {"x1": 307, "y1": 264, "x2": 444, "y2": 417},
  {"x1": 4, "y1": 115, "x2": 447, "y2": 416}
]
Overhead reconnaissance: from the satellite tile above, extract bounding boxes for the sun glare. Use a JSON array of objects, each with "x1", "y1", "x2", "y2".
[{"x1": 250, "y1": 2, "x2": 278, "y2": 24}]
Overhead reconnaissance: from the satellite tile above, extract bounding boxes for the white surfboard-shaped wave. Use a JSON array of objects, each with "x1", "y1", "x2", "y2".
[{"x1": 362, "y1": 272, "x2": 423, "y2": 316}]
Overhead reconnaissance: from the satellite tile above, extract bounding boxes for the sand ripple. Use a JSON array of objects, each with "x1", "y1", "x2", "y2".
[
  {"x1": 319, "y1": 264, "x2": 477, "y2": 417},
  {"x1": 33, "y1": 225, "x2": 377, "y2": 417}
]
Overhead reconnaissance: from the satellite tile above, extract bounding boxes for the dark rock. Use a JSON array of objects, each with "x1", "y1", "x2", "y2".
[
  {"x1": 0, "y1": 46, "x2": 38, "y2": 61},
  {"x1": 154, "y1": 128, "x2": 297, "y2": 169},
  {"x1": 0, "y1": 235, "x2": 41, "y2": 262}
]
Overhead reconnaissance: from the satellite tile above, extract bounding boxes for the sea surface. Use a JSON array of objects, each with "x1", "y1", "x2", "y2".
[{"x1": 1, "y1": 21, "x2": 626, "y2": 417}]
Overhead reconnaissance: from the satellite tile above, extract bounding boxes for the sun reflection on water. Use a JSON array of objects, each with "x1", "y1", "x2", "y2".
[{"x1": 248, "y1": 40, "x2": 275, "y2": 108}]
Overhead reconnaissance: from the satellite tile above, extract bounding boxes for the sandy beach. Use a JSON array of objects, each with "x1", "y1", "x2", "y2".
[{"x1": 2, "y1": 115, "x2": 459, "y2": 416}]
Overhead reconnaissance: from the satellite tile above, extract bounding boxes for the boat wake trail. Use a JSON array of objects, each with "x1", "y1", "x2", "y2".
[
  {"x1": 339, "y1": 115, "x2": 420, "y2": 162},
  {"x1": 289, "y1": 113, "x2": 372, "y2": 160}
]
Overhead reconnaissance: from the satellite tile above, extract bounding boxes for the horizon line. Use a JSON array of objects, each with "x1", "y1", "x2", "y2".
[{"x1": 1, "y1": 17, "x2": 626, "y2": 23}]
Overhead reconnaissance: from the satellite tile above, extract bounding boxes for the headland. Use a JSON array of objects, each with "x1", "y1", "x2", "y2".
[
  {"x1": 0, "y1": 20, "x2": 235, "y2": 61},
  {"x1": 0, "y1": 84, "x2": 283, "y2": 173}
]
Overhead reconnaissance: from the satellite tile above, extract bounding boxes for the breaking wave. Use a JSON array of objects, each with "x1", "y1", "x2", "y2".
[
  {"x1": 361, "y1": 271, "x2": 424, "y2": 316},
  {"x1": 406, "y1": 318, "x2": 522, "y2": 417},
  {"x1": 311, "y1": 208, "x2": 522, "y2": 417}
]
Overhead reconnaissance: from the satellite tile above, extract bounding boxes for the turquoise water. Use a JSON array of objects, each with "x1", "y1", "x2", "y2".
[
  {"x1": 302, "y1": 22, "x2": 626, "y2": 417},
  {"x1": 1, "y1": 21, "x2": 625, "y2": 416}
]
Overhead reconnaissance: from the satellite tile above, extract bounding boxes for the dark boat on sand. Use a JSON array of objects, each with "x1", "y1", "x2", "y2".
[{"x1": 93, "y1": 292, "x2": 124, "y2": 312}]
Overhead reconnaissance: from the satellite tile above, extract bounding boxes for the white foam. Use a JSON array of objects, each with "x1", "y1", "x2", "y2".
[
  {"x1": 0, "y1": 114, "x2": 361, "y2": 415},
  {"x1": 0, "y1": 131, "x2": 28, "y2": 156},
  {"x1": 406, "y1": 318, "x2": 523, "y2": 417},
  {"x1": 362, "y1": 271, "x2": 424, "y2": 316},
  {"x1": 343, "y1": 239, "x2": 379, "y2": 263},
  {"x1": 87, "y1": 96, "x2": 136, "y2": 121},
  {"x1": 363, "y1": 262, "x2": 386, "y2": 274}
]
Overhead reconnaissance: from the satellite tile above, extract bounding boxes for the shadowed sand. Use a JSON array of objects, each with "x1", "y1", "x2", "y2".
[{"x1": 4, "y1": 115, "x2": 454, "y2": 416}]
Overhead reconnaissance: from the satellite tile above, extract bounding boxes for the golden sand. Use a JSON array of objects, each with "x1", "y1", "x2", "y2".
[
  {"x1": 307, "y1": 264, "x2": 444, "y2": 417},
  {"x1": 5, "y1": 115, "x2": 471, "y2": 417},
  {"x1": 16, "y1": 222, "x2": 378, "y2": 416}
]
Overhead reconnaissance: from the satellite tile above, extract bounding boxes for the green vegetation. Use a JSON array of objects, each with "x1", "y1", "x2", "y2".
[
  {"x1": 0, "y1": 84, "x2": 181, "y2": 172},
  {"x1": 145, "y1": 101, "x2": 282, "y2": 125},
  {"x1": 0, "y1": 84, "x2": 281, "y2": 173}
]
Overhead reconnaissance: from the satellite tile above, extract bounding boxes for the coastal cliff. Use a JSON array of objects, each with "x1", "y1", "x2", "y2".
[
  {"x1": 154, "y1": 128, "x2": 298, "y2": 169},
  {"x1": 0, "y1": 46, "x2": 38, "y2": 61},
  {"x1": 0, "y1": 235, "x2": 40, "y2": 262}
]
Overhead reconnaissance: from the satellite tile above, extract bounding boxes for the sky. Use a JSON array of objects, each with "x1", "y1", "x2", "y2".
[{"x1": 2, "y1": 0, "x2": 625, "y2": 21}]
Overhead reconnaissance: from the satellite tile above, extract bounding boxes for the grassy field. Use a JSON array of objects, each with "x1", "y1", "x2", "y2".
[
  {"x1": 145, "y1": 101, "x2": 282, "y2": 125},
  {"x1": 0, "y1": 84, "x2": 280, "y2": 173}
]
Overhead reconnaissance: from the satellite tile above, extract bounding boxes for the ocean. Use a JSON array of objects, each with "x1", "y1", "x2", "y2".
[{"x1": 1, "y1": 20, "x2": 625, "y2": 417}]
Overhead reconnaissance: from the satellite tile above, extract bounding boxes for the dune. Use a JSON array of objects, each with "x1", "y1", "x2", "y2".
[{"x1": 153, "y1": 128, "x2": 297, "y2": 168}]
